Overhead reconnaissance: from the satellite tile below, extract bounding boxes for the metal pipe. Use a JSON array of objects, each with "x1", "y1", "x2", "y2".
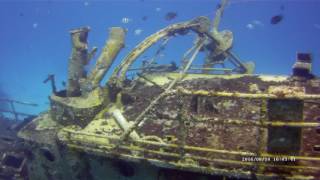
[
  {"x1": 189, "y1": 67, "x2": 233, "y2": 71},
  {"x1": 111, "y1": 109, "x2": 140, "y2": 140},
  {"x1": 0, "y1": 109, "x2": 35, "y2": 117},
  {"x1": 0, "y1": 99, "x2": 38, "y2": 106},
  {"x1": 85, "y1": 27, "x2": 126, "y2": 90}
]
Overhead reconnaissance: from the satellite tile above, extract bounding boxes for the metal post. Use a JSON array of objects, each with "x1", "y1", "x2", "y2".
[{"x1": 9, "y1": 101, "x2": 18, "y2": 121}]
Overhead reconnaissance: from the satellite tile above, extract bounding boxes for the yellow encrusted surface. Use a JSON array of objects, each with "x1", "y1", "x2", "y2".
[
  {"x1": 140, "y1": 73, "x2": 289, "y2": 86},
  {"x1": 51, "y1": 88, "x2": 103, "y2": 108}
]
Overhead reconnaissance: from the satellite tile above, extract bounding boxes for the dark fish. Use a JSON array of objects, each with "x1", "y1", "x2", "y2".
[
  {"x1": 19, "y1": 12, "x2": 24, "y2": 17},
  {"x1": 62, "y1": 81, "x2": 66, "y2": 87},
  {"x1": 216, "y1": 3, "x2": 222, "y2": 9},
  {"x1": 164, "y1": 12, "x2": 177, "y2": 21},
  {"x1": 270, "y1": 14, "x2": 283, "y2": 25},
  {"x1": 142, "y1": 16, "x2": 148, "y2": 21},
  {"x1": 280, "y1": 5, "x2": 285, "y2": 11}
]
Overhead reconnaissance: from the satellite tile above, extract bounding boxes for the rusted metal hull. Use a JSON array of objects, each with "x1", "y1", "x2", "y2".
[{"x1": 54, "y1": 74, "x2": 320, "y2": 180}]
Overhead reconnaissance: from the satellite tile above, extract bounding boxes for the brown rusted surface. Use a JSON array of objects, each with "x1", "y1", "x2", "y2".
[
  {"x1": 306, "y1": 79, "x2": 320, "y2": 94},
  {"x1": 113, "y1": 75, "x2": 320, "y2": 179},
  {"x1": 124, "y1": 81, "x2": 262, "y2": 151},
  {"x1": 299, "y1": 101, "x2": 320, "y2": 180},
  {"x1": 45, "y1": 73, "x2": 320, "y2": 180},
  {"x1": 177, "y1": 76, "x2": 291, "y2": 93}
]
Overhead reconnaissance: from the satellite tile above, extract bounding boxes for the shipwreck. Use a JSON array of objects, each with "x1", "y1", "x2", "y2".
[{"x1": 2, "y1": 0, "x2": 319, "y2": 179}]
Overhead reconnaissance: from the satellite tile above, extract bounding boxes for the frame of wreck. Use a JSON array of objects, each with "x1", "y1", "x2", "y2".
[{"x1": 18, "y1": 1, "x2": 320, "y2": 180}]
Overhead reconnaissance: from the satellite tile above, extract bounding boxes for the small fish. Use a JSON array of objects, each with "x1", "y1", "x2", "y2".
[
  {"x1": 246, "y1": 20, "x2": 264, "y2": 30},
  {"x1": 134, "y1": 29, "x2": 143, "y2": 36},
  {"x1": 252, "y1": 20, "x2": 264, "y2": 26},
  {"x1": 270, "y1": 14, "x2": 283, "y2": 25},
  {"x1": 155, "y1": 7, "x2": 161, "y2": 12},
  {"x1": 62, "y1": 81, "x2": 66, "y2": 87},
  {"x1": 280, "y1": 5, "x2": 285, "y2": 11},
  {"x1": 246, "y1": 23, "x2": 254, "y2": 30},
  {"x1": 121, "y1": 17, "x2": 131, "y2": 24},
  {"x1": 142, "y1": 16, "x2": 148, "y2": 21},
  {"x1": 32, "y1": 23, "x2": 38, "y2": 28},
  {"x1": 164, "y1": 12, "x2": 177, "y2": 21},
  {"x1": 19, "y1": 12, "x2": 24, "y2": 17},
  {"x1": 314, "y1": 24, "x2": 320, "y2": 30}
]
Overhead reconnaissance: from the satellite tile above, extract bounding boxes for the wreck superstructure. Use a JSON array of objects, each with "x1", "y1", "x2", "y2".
[{"x1": 11, "y1": 0, "x2": 320, "y2": 179}]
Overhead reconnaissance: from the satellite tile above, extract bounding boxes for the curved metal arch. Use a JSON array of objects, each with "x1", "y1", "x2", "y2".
[{"x1": 108, "y1": 16, "x2": 212, "y2": 87}]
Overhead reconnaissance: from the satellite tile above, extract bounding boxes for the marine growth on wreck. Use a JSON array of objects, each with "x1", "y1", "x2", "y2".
[{"x1": 0, "y1": 0, "x2": 319, "y2": 180}]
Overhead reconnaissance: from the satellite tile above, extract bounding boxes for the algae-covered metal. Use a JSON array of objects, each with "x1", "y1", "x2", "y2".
[{"x1": 17, "y1": 1, "x2": 320, "y2": 179}]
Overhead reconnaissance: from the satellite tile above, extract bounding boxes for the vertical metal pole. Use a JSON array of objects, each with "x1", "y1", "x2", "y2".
[
  {"x1": 10, "y1": 101, "x2": 18, "y2": 121},
  {"x1": 51, "y1": 75, "x2": 57, "y2": 94}
]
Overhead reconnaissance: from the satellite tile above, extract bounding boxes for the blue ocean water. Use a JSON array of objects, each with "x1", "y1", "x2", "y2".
[{"x1": 0, "y1": 0, "x2": 319, "y2": 117}]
